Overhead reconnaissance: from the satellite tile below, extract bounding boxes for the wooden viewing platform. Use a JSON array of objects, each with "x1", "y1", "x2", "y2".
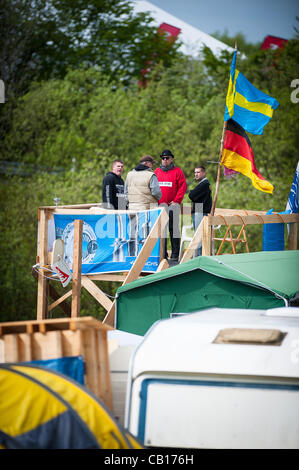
[{"x1": 35, "y1": 204, "x2": 298, "y2": 327}]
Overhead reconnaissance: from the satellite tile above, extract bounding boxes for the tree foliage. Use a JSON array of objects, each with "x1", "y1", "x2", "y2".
[
  {"x1": 0, "y1": 0, "x2": 180, "y2": 99},
  {"x1": 1, "y1": 27, "x2": 298, "y2": 321}
]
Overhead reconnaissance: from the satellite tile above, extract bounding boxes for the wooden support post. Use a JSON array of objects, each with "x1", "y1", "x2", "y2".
[
  {"x1": 33, "y1": 268, "x2": 72, "y2": 316},
  {"x1": 158, "y1": 210, "x2": 165, "y2": 263},
  {"x1": 97, "y1": 330, "x2": 112, "y2": 410},
  {"x1": 288, "y1": 223, "x2": 298, "y2": 250},
  {"x1": 202, "y1": 215, "x2": 212, "y2": 256},
  {"x1": 80, "y1": 329, "x2": 99, "y2": 396},
  {"x1": 71, "y1": 219, "x2": 83, "y2": 318},
  {"x1": 37, "y1": 209, "x2": 49, "y2": 320}
]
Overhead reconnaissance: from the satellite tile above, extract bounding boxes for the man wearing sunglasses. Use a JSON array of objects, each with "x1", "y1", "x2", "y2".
[{"x1": 155, "y1": 149, "x2": 187, "y2": 261}]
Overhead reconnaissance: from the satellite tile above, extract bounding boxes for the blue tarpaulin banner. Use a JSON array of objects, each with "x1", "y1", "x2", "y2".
[
  {"x1": 54, "y1": 209, "x2": 161, "y2": 274},
  {"x1": 286, "y1": 161, "x2": 299, "y2": 214},
  {"x1": 28, "y1": 356, "x2": 85, "y2": 385}
]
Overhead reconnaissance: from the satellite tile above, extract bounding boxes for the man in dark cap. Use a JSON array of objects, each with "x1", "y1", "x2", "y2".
[
  {"x1": 125, "y1": 155, "x2": 161, "y2": 211},
  {"x1": 155, "y1": 149, "x2": 187, "y2": 261}
]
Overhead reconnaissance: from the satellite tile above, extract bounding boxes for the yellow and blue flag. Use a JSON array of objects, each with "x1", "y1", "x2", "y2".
[{"x1": 224, "y1": 50, "x2": 279, "y2": 135}]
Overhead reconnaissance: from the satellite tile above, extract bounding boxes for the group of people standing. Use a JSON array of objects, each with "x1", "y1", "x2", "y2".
[{"x1": 102, "y1": 150, "x2": 212, "y2": 260}]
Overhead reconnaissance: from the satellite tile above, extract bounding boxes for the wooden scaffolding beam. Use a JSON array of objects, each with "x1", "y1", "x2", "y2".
[
  {"x1": 71, "y1": 219, "x2": 83, "y2": 318},
  {"x1": 180, "y1": 209, "x2": 299, "y2": 262},
  {"x1": 36, "y1": 206, "x2": 168, "y2": 325},
  {"x1": 37, "y1": 209, "x2": 49, "y2": 320}
]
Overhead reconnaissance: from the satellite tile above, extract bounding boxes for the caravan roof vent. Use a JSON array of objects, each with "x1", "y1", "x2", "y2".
[{"x1": 213, "y1": 328, "x2": 286, "y2": 346}]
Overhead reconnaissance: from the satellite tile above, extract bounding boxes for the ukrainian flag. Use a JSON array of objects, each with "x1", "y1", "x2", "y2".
[{"x1": 224, "y1": 51, "x2": 279, "y2": 135}]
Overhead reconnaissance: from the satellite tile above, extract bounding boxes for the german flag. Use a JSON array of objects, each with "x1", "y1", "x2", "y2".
[{"x1": 221, "y1": 119, "x2": 274, "y2": 194}]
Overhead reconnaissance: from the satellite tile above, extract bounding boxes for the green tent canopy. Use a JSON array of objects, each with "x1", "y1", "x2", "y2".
[{"x1": 116, "y1": 251, "x2": 299, "y2": 336}]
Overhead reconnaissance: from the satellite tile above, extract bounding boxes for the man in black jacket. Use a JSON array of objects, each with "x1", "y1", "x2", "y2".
[
  {"x1": 102, "y1": 159, "x2": 125, "y2": 209},
  {"x1": 188, "y1": 165, "x2": 212, "y2": 255}
]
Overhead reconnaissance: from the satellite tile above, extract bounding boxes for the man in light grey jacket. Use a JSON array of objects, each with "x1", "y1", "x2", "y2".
[{"x1": 125, "y1": 155, "x2": 161, "y2": 211}]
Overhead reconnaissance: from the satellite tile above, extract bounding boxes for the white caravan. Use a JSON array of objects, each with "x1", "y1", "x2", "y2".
[
  {"x1": 108, "y1": 329, "x2": 143, "y2": 425},
  {"x1": 125, "y1": 307, "x2": 299, "y2": 449}
]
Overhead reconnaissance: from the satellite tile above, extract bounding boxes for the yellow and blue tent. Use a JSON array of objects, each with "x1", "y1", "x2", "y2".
[{"x1": 0, "y1": 363, "x2": 142, "y2": 449}]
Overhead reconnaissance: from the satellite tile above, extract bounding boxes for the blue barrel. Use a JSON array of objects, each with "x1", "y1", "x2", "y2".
[{"x1": 263, "y1": 209, "x2": 289, "y2": 251}]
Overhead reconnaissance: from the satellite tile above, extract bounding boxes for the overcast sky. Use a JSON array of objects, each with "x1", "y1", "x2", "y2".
[{"x1": 146, "y1": 0, "x2": 298, "y2": 44}]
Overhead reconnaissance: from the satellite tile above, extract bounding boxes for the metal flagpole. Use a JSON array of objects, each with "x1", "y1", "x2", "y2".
[{"x1": 210, "y1": 120, "x2": 227, "y2": 216}]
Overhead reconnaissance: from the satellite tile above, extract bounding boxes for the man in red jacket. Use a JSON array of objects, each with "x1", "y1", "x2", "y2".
[{"x1": 155, "y1": 149, "x2": 187, "y2": 261}]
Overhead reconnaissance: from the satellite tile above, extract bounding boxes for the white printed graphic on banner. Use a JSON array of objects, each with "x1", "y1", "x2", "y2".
[{"x1": 61, "y1": 221, "x2": 98, "y2": 265}]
